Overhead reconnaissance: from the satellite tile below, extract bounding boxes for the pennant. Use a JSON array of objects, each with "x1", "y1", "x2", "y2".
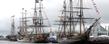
[
  {"x1": 62, "y1": 0, "x2": 66, "y2": 14},
  {"x1": 35, "y1": 0, "x2": 39, "y2": 3},
  {"x1": 63, "y1": 1, "x2": 66, "y2": 9},
  {"x1": 11, "y1": 15, "x2": 15, "y2": 17},
  {"x1": 40, "y1": 0, "x2": 43, "y2": 1}
]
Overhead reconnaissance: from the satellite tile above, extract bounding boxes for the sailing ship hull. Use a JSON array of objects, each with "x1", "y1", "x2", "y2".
[
  {"x1": 17, "y1": 38, "x2": 30, "y2": 43},
  {"x1": 72, "y1": 40, "x2": 109, "y2": 44},
  {"x1": 59, "y1": 37, "x2": 109, "y2": 44},
  {"x1": 90, "y1": 41, "x2": 109, "y2": 44},
  {"x1": 32, "y1": 34, "x2": 49, "y2": 43},
  {"x1": 89, "y1": 36, "x2": 109, "y2": 44},
  {"x1": 6, "y1": 35, "x2": 17, "y2": 41},
  {"x1": 59, "y1": 39, "x2": 85, "y2": 44}
]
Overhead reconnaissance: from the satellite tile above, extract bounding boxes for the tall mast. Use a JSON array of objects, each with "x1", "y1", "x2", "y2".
[
  {"x1": 34, "y1": 0, "x2": 37, "y2": 18},
  {"x1": 11, "y1": 15, "x2": 15, "y2": 35},
  {"x1": 35, "y1": 0, "x2": 37, "y2": 16},
  {"x1": 39, "y1": 0, "x2": 44, "y2": 33},
  {"x1": 63, "y1": 0, "x2": 67, "y2": 37},
  {"x1": 24, "y1": 10, "x2": 28, "y2": 36},
  {"x1": 33, "y1": 0, "x2": 44, "y2": 34},
  {"x1": 106, "y1": 26, "x2": 109, "y2": 35},
  {"x1": 79, "y1": 0, "x2": 84, "y2": 34},
  {"x1": 69, "y1": 0, "x2": 75, "y2": 35},
  {"x1": 20, "y1": 8, "x2": 25, "y2": 35},
  {"x1": 69, "y1": 0, "x2": 72, "y2": 35},
  {"x1": 19, "y1": 8, "x2": 28, "y2": 36},
  {"x1": 33, "y1": 0, "x2": 38, "y2": 34}
]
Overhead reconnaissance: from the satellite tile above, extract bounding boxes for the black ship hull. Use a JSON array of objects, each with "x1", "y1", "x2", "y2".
[
  {"x1": 6, "y1": 35, "x2": 17, "y2": 41},
  {"x1": 60, "y1": 39, "x2": 109, "y2": 44}
]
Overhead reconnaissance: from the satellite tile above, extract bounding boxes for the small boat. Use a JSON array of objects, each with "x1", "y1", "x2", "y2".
[
  {"x1": 0, "y1": 35, "x2": 6, "y2": 40},
  {"x1": 47, "y1": 32, "x2": 58, "y2": 43},
  {"x1": 6, "y1": 15, "x2": 17, "y2": 41}
]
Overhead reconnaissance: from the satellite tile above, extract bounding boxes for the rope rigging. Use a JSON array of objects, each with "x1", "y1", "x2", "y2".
[{"x1": 91, "y1": 0, "x2": 100, "y2": 15}]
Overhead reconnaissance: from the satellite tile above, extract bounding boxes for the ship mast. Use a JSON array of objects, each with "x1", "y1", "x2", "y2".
[
  {"x1": 79, "y1": 0, "x2": 84, "y2": 34},
  {"x1": 33, "y1": 0, "x2": 45, "y2": 34},
  {"x1": 69, "y1": 0, "x2": 72, "y2": 36},
  {"x1": 33, "y1": 0, "x2": 37, "y2": 24},
  {"x1": 69, "y1": 0, "x2": 76, "y2": 36},
  {"x1": 33, "y1": 0, "x2": 38, "y2": 34},
  {"x1": 39, "y1": 0, "x2": 44, "y2": 33},
  {"x1": 19, "y1": 8, "x2": 28, "y2": 37},
  {"x1": 63, "y1": 0, "x2": 67, "y2": 37},
  {"x1": 11, "y1": 15, "x2": 15, "y2": 35},
  {"x1": 24, "y1": 9, "x2": 28, "y2": 37},
  {"x1": 58, "y1": 0, "x2": 76, "y2": 38}
]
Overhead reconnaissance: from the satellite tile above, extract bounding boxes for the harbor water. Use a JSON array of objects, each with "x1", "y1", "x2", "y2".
[{"x1": 0, "y1": 40, "x2": 58, "y2": 44}]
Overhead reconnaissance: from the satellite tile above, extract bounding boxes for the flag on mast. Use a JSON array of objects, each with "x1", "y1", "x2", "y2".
[
  {"x1": 35, "y1": 0, "x2": 39, "y2": 3},
  {"x1": 62, "y1": 0, "x2": 66, "y2": 14},
  {"x1": 11, "y1": 15, "x2": 15, "y2": 17},
  {"x1": 40, "y1": 0, "x2": 43, "y2": 1}
]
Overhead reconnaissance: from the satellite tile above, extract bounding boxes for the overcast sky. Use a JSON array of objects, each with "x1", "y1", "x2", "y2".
[{"x1": 0, "y1": 0, "x2": 109, "y2": 36}]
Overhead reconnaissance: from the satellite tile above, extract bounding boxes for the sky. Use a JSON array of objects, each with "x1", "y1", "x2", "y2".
[{"x1": 0, "y1": 0, "x2": 109, "y2": 36}]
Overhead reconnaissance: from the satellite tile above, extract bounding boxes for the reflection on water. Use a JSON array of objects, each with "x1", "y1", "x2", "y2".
[{"x1": 0, "y1": 40, "x2": 58, "y2": 44}]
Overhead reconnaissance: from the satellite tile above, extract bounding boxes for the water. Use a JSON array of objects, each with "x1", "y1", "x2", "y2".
[{"x1": 0, "y1": 40, "x2": 58, "y2": 44}]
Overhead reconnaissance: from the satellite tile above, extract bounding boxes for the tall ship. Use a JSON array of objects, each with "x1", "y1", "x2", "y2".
[
  {"x1": 17, "y1": 8, "x2": 30, "y2": 42},
  {"x1": 30, "y1": 0, "x2": 49, "y2": 43},
  {"x1": 6, "y1": 15, "x2": 17, "y2": 41},
  {"x1": 18, "y1": 0, "x2": 51, "y2": 43},
  {"x1": 57, "y1": 0, "x2": 93, "y2": 40},
  {"x1": 55, "y1": 0, "x2": 107, "y2": 44}
]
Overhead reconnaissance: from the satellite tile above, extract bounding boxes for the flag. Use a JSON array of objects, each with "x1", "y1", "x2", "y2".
[
  {"x1": 62, "y1": 1, "x2": 66, "y2": 14},
  {"x1": 40, "y1": 0, "x2": 43, "y2": 1},
  {"x1": 35, "y1": 0, "x2": 39, "y2": 3},
  {"x1": 11, "y1": 15, "x2": 15, "y2": 17},
  {"x1": 63, "y1": 1, "x2": 66, "y2": 8}
]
